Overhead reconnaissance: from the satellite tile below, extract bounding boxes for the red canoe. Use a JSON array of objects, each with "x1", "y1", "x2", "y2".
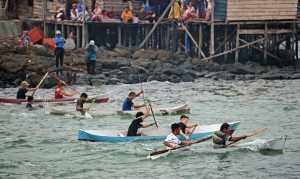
[{"x1": 0, "y1": 97, "x2": 109, "y2": 104}]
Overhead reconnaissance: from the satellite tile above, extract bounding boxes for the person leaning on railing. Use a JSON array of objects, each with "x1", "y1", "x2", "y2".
[{"x1": 121, "y1": 6, "x2": 134, "y2": 23}]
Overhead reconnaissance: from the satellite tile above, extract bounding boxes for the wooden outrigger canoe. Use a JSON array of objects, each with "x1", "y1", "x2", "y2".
[
  {"x1": 78, "y1": 121, "x2": 240, "y2": 143},
  {"x1": 0, "y1": 97, "x2": 109, "y2": 104},
  {"x1": 116, "y1": 103, "x2": 190, "y2": 116}
]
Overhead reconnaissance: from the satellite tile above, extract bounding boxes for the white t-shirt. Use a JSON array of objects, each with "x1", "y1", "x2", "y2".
[{"x1": 165, "y1": 133, "x2": 181, "y2": 146}]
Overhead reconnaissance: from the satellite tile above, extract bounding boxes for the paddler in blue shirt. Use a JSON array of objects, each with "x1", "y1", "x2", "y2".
[
  {"x1": 122, "y1": 91, "x2": 145, "y2": 111},
  {"x1": 213, "y1": 123, "x2": 247, "y2": 148}
]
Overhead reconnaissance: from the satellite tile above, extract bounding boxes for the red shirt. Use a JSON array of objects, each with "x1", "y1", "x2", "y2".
[{"x1": 55, "y1": 86, "x2": 64, "y2": 99}]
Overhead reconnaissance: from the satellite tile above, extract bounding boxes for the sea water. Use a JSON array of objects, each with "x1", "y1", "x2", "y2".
[{"x1": 0, "y1": 79, "x2": 299, "y2": 178}]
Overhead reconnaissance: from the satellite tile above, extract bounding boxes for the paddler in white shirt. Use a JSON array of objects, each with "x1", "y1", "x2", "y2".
[{"x1": 163, "y1": 123, "x2": 191, "y2": 149}]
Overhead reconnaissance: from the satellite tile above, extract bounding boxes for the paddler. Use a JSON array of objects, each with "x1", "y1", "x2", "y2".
[
  {"x1": 76, "y1": 93, "x2": 95, "y2": 115},
  {"x1": 122, "y1": 91, "x2": 145, "y2": 111},
  {"x1": 26, "y1": 96, "x2": 34, "y2": 110},
  {"x1": 26, "y1": 96, "x2": 43, "y2": 110},
  {"x1": 54, "y1": 80, "x2": 77, "y2": 99},
  {"x1": 163, "y1": 123, "x2": 191, "y2": 149},
  {"x1": 127, "y1": 106, "x2": 156, "y2": 136},
  {"x1": 213, "y1": 123, "x2": 247, "y2": 148},
  {"x1": 178, "y1": 115, "x2": 198, "y2": 135},
  {"x1": 16, "y1": 81, "x2": 36, "y2": 99}
]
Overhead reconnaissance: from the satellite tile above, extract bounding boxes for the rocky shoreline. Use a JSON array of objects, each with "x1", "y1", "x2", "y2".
[{"x1": 0, "y1": 39, "x2": 300, "y2": 88}]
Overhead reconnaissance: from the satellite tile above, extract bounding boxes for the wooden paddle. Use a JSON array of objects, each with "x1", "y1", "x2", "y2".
[
  {"x1": 147, "y1": 100, "x2": 158, "y2": 128},
  {"x1": 30, "y1": 72, "x2": 49, "y2": 97},
  {"x1": 149, "y1": 136, "x2": 212, "y2": 158},
  {"x1": 84, "y1": 98, "x2": 96, "y2": 119},
  {"x1": 227, "y1": 128, "x2": 267, "y2": 146}
]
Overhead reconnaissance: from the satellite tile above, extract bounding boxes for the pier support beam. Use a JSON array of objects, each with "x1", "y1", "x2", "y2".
[
  {"x1": 198, "y1": 24, "x2": 203, "y2": 57},
  {"x1": 235, "y1": 24, "x2": 240, "y2": 64},
  {"x1": 210, "y1": 5, "x2": 215, "y2": 56},
  {"x1": 224, "y1": 25, "x2": 228, "y2": 62},
  {"x1": 264, "y1": 23, "x2": 268, "y2": 64}
]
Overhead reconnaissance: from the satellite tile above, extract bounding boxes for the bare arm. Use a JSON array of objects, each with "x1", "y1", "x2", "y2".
[
  {"x1": 163, "y1": 141, "x2": 176, "y2": 149},
  {"x1": 142, "y1": 123, "x2": 155, "y2": 128},
  {"x1": 135, "y1": 90, "x2": 144, "y2": 97},
  {"x1": 133, "y1": 104, "x2": 146, "y2": 109},
  {"x1": 230, "y1": 135, "x2": 247, "y2": 142}
]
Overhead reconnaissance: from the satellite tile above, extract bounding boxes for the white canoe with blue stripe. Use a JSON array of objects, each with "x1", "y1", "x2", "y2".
[{"x1": 78, "y1": 121, "x2": 240, "y2": 142}]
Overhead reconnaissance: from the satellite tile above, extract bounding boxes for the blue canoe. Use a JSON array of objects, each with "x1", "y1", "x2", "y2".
[{"x1": 78, "y1": 121, "x2": 240, "y2": 143}]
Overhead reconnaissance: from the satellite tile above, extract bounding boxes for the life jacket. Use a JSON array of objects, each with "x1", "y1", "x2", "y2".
[{"x1": 54, "y1": 87, "x2": 63, "y2": 99}]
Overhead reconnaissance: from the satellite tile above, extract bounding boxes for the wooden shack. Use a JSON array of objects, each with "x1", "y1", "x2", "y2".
[{"x1": 226, "y1": 0, "x2": 298, "y2": 21}]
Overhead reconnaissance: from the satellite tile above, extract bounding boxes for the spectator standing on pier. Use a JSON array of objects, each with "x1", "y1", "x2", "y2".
[
  {"x1": 168, "y1": 0, "x2": 182, "y2": 20},
  {"x1": 121, "y1": 7, "x2": 133, "y2": 23},
  {"x1": 182, "y1": 2, "x2": 197, "y2": 21},
  {"x1": 206, "y1": 0, "x2": 212, "y2": 20},
  {"x1": 54, "y1": 30, "x2": 65, "y2": 75},
  {"x1": 70, "y1": 3, "x2": 79, "y2": 21},
  {"x1": 91, "y1": 2, "x2": 102, "y2": 21},
  {"x1": 85, "y1": 40, "x2": 98, "y2": 74},
  {"x1": 55, "y1": 8, "x2": 65, "y2": 21}
]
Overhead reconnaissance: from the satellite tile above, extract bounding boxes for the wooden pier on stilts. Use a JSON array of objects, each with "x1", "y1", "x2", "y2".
[{"x1": 18, "y1": 0, "x2": 300, "y2": 66}]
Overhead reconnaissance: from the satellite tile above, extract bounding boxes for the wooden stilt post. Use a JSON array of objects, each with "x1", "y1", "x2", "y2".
[
  {"x1": 81, "y1": 0, "x2": 86, "y2": 48},
  {"x1": 235, "y1": 24, "x2": 240, "y2": 64},
  {"x1": 43, "y1": 0, "x2": 47, "y2": 36},
  {"x1": 67, "y1": 25, "x2": 70, "y2": 37},
  {"x1": 293, "y1": 22, "x2": 298, "y2": 64},
  {"x1": 54, "y1": 23, "x2": 58, "y2": 35},
  {"x1": 76, "y1": 25, "x2": 80, "y2": 48},
  {"x1": 210, "y1": 0, "x2": 215, "y2": 56},
  {"x1": 264, "y1": 23, "x2": 268, "y2": 64},
  {"x1": 62, "y1": 24, "x2": 65, "y2": 38},
  {"x1": 117, "y1": 25, "x2": 121, "y2": 47},
  {"x1": 224, "y1": 25, "x2": 228, "y2": 62},
  {"x1": 198, "y1": 24, "x2": 203, "y2": 57}
]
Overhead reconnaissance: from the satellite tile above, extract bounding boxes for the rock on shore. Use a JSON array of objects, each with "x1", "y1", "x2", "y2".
[{"x1": 0, "y1": 39, "x2": 300, "y2": 88}]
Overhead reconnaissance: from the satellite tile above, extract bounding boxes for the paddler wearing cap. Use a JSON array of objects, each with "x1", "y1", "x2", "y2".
[
  {"x1": 16, "y1": 81, "x2": 37, "y2": 99},
  {"x1": 54, "y1": 30, "x2": 65, "y2": 75},
  {"x1": 85, "y1": 40, "x2": 98, "y2": 74}
]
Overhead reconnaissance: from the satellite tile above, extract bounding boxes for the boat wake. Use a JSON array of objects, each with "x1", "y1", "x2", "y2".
[{"x1": 235, "y1": 136, "x2": 287, "y2": 152}]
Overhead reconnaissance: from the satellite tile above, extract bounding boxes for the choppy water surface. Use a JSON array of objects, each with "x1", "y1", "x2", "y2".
[{"x1": 0, "y1": 79, "x2": 299, "y2": 178}]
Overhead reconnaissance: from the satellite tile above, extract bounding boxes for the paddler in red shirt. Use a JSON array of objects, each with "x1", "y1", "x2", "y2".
[{"x1": 54, "y1": 81, "x2": 78, "y2": 99}]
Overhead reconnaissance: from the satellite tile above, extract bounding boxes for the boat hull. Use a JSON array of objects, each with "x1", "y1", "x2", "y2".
[
  {"x1": 117, "y1": 104, "x2": 190, "y2": 116},
  {"x1": 78, "y1": 121, "x2": 240, "y2": 142},
  {"x1": 0, "y1": 97, "x2": 109, "y2": 104}
]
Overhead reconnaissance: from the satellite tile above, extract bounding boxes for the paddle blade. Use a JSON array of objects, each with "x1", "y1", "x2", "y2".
[
  {"x1": 85, "y1": 112, "x2": 93, "y2": 119},
  {"x1": 247, "y1": 128, "x2": 267, "y2": 138}
]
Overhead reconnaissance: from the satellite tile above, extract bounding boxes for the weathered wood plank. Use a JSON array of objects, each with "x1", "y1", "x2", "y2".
[{"x1": 227, "y1": 0, "x2": 298, "y2": 21}]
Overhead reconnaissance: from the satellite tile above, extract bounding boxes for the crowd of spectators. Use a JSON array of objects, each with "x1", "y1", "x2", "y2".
[{"x1": 54, "y1": 0, "x2": 213, "y2": 23}]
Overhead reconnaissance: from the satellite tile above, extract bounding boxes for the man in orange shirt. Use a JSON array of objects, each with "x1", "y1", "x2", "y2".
[{"x1": 121, "y1": 7, "x2": 133, "y2": 23}]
